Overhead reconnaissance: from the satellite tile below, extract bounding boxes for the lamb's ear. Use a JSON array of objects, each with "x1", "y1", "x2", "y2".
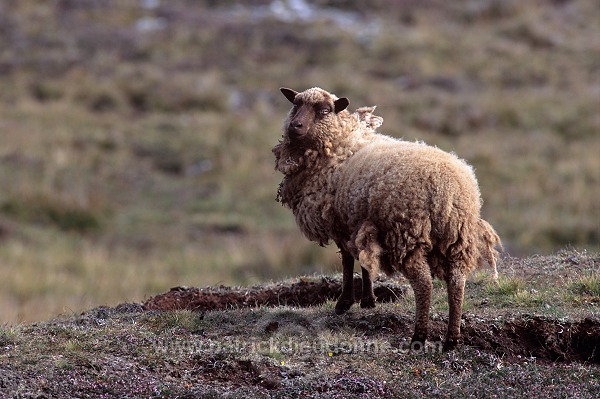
[
  {"x1": 280, "y1": 88, "x2": 299, "y2": 103},
  {"x1": 334, "y1": 97, "x2": 349, "y2": 113}
]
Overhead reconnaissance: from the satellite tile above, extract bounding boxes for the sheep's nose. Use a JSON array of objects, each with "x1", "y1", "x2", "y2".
[{"x1": 288, "y1": 120, "x2": 306, "y2": 137}]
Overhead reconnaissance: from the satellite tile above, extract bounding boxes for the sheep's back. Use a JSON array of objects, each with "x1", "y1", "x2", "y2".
[{"x1": 334, "y1": 140, "x2": 482, "y2": 271}]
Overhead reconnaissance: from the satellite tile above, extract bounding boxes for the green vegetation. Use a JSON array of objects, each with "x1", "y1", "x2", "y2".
[
  {"x1": 486, "y1": 276, "x2": 526, "y2": 297},
  {"x1": 0, "y1": 0, "x2": 598, "y2": 323},
  {"x1": 569, "y1": 274, "x2": 600, "y2": 297}
]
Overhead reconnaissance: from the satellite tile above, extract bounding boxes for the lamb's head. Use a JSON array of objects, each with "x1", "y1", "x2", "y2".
[{"x1": 280, "y1": 87, "x2": 349, "y2": 144}]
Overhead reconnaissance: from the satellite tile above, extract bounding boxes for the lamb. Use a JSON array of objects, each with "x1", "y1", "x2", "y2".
[{"x1": 272, "y1": 87, "x2": 501, "y2": 351}]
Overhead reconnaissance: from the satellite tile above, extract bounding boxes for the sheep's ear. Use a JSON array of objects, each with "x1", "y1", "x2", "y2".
[
  {"x1": 280, "y1": 88, "x2": 299, "y2": 103},
  {"x1": 334, "y1": 97, "x2": 349, "y2": 113}
]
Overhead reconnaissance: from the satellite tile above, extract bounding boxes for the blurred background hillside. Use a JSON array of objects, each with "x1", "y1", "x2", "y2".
[{"x1": 0, "y1": 0, "x2": 598, "y2": 322}]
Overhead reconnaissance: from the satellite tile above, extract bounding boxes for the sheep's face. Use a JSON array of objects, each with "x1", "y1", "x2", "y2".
[{"x1": 280, "y1": 87, "x2": 349, "y2": 144}]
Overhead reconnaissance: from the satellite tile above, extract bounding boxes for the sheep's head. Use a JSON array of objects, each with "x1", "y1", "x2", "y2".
[
  {"x1": 280, "y1": 87, "x2": 349, "y2": 143},
  {"x1": 274, "y1": 87, "x2": 351, "y2": 176}
]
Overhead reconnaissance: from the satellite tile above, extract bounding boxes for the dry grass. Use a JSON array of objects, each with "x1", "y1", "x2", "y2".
[{"x1": 0, "y1": 0, "x2": 598, "y2": 323}]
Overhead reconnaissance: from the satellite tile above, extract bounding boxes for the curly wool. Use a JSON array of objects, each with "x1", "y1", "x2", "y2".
[
  {"x1": 274, "y1": 89, "x2": 394, "y2": 246},
  {"x1": 274, "y1": 86, "x2": 501, "y2": 349},
  {"x1": 335, "y1": 140, "x2": 483, "y2": 279},
  {"x1": 273, "y1": 87, "x2": 499, "y2": 277}
]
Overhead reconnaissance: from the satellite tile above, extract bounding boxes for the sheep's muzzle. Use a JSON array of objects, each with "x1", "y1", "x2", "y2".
[
  {"x1": 286, "y1": 120, "x2": 308, "y2": 139},
  {"x1": 286, "y1": 106, "x2": 313, "y2": 140}
]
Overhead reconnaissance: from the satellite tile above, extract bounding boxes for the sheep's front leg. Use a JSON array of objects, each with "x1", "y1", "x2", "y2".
[
  {"x1": 335, "y1": 249, "x2": 356, "y2": 315},
  {"x1": 360, "y1": 266, "x2": 376, "y2": 309},
  {"x1": 444, "y1": 269, "x2": 466, "y2": 351}
]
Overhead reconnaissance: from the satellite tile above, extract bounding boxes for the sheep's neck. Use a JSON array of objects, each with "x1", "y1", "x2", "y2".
[{"x1": 277, "y1": 131, "x2": 379, "y2": 246}]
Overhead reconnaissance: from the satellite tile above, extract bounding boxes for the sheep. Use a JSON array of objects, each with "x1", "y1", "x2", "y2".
[{"x1": 272, "y1": 87, "x2": 501, "y2": 351}]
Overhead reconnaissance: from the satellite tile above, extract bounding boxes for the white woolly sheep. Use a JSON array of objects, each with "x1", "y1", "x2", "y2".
[{"x1": 272, "y1": 87, "x2": 501, "y2": 351}]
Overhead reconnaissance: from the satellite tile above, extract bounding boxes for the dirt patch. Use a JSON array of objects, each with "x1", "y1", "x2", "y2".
[
  {"x1": 337, "y1": 313, "x2": 599, "y2": 363},
  {"x1": 462, "y1": 315, "x2": 600, "y2": 363},
  {"x1": 183, "y1": 356, "x2": 289, "y2": 390},
  {"x1": 143, "y1": 280, "x2": 599, "y2": 364},
  {"x1": 143, "y1": 276, "x2": 407, "y2": 312}
]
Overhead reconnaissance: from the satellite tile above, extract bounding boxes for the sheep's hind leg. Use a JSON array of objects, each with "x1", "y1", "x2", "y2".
[
  {"x1": 444, "y1": 268, "x2": 466, "y2": 351},
  {"x1": 355, "y1": 221, "x2": 381, "y2": 309},
  {"x1": 335, "y1": 249, "x2": 356, "y2": 315},
  {"x1": 404, "y1": 252, "x2": 433, "y2": 346}
]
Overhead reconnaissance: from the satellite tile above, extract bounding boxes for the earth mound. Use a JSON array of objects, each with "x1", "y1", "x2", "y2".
[{"x1": 143, "y1": 277, "x2": 599, "y2": 364}]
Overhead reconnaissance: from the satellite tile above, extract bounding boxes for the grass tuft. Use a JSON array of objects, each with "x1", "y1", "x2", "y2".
[
  {"x1": 146, "y1": 310, "x2": 205, "y2": 334},
  {"x1": 485, "y1": 276, "x2": 526, "y2": 297},
  {"x1": 569, "y1": 274, "x2": 600, "y2": 297},
  {"x1": 0, "y1": 325, "x2": 20, "y2": 347},
  {"x1": 482, "y1": 276, "x2": 549, "y2": 307}
]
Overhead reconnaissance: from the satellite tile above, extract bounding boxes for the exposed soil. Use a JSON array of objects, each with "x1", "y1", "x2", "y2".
[
  {"x1": 185, "y1": 355, "x2": 287, "y2": 390},
  {"x1": 463, "y1": 315, "x2": 599, "y2": 363},
  {"x1": 143, "y1": 276, "x2": 407, "y2": 312},
  {"x1": 344, "y1": 312, "x2": 600, "y2": 364},
  {"x1": 143, "y1": 278, "x2": 599, "y2": 364}
]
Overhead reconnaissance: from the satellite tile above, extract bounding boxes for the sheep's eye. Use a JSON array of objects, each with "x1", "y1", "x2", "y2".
[{"x1": 319, "y1": 107, "x2": 330, "y2": 116}]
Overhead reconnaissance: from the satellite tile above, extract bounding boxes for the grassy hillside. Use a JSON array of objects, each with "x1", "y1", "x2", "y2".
[
  {"x1": 0, "y1": 0, "x2": 599, "y2": 322},
  {"x1": 0, "y1": 251, "x2": 598, "y2": 398}
]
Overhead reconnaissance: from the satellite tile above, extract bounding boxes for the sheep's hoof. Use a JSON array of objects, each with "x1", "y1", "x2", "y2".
[
  {"x1": 411, "y1": 333, "x2": 427, "y2": 349},
  {"x1": 334, "y1": 300, "x2": 354, "y2": 315},
  {"x1": 443, "y1": 337, "x2": 461, "y2": 352},
  {"x1": 360, "y1": 297, "x2": 376, "y2": 309}
]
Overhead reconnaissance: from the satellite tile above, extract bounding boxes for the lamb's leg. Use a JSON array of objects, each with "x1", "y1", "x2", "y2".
[
  {"x1": 404, "y1": 254, "x2": 433, "y2": 346},
  {"x1": 360, "y1": 266, "x2": 376, "y2": 309},
  {"x1": 444, "y1": 269, "x2": 466, "y2": 351},
  {"x1": 335, "y1": 249, "x2": 356, "y2": 315}
]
